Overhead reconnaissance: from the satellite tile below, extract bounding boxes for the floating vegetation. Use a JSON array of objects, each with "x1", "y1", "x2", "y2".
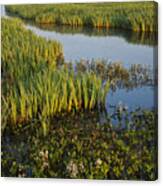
[
  {"x1": 1, "y1": 110, "x2": 157, "y2": 179},
  {"x1": 6, "y1": 2, "x2": 158, "y2": 32}
]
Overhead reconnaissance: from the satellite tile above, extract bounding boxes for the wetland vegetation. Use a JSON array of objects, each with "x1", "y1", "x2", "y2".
[
  {"x1": 6, "y1": 2, "x2": 157, "y2": 31},
  {"x1": 1, "y1": 2, "x2": 158, "y2": 180}
]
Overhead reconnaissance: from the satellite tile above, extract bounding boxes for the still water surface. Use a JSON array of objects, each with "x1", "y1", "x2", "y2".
[{"x1": 26, "y1": 24, "x2": 155, "y2": 68}]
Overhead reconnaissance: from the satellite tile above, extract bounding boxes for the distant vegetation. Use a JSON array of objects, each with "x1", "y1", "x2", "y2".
[{"x1": 6, "y1": 2, "x2": 157, "y2": 32}]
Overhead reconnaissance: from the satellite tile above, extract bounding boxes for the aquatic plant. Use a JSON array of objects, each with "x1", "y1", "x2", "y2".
[
  {"x1": 2, "y1": 19, "x2": 154, "y2": 131},
  {"x1": 2, "y1": 19, "x2": 111, "y2": 129},
  {"x1": 1, "y1": 110, "x2": 157, "y2": 180},
  {"x1": 6, "y1": 2, "x2": 158, "y2": 32},
  {"x1": 3, "y1": 67, "x2": 110, "y2": 128},
  {"x1": 75, "y1": 59, "x2": 154, "y2": 91},
  {"x1": 1, "y1": 18, "x2": 63, "y2": 74}
]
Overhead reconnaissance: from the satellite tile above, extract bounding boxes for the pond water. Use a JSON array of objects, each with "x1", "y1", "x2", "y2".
[
  {"x1": 26, "y1": 24, "x2": 156, "y2": 68},
  {"x1": 106, "y1": 86, "x2": 156, "y2": 114},
  {"x1": 1, "y1": 5, "x2": 6, "y2": 16},
  {"x1": 1, "y1": 5, "x2": 157, "y2": 115}
]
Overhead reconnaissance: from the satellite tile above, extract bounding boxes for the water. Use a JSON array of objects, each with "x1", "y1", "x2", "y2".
[
  {"x1": 106, "y1": 86, "x2": 156, "y2": 114},
  {"x1": 2, "y1": 5, "x2": 157, "y2": 113},
  {"x1": 1, "y1": 5, "x2": 6, "y2": 17},
  {"x1": 26, "y1": 24, "x2": 156, "y2": 68}
]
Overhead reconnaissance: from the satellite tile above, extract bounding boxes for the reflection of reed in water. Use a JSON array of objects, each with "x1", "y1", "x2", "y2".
[{"x1": 35, "y1": 24, "x2": 157, "y2": 46}]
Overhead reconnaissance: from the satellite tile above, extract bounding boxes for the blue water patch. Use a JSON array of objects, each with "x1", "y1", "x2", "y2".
[
  {"x1": 26, "y1": 24, "x2": 155, "y2": 69},
  {"x1": 106, "y1": 86, "x2": 156, "y2": 114}
]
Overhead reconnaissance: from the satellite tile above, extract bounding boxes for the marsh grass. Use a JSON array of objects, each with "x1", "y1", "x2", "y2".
[
  {"x1": 2, "y1": 19, "x2": 153, "y2": 132},
  {"x1": 1, "y1": 18, "x2": 63, "y2": 72},
  {"x1": 6, "y1": 2, "x2": 158, "y2": 32},
  {"x1": 1, "y1": 18, "x2": 111, "y2": 130},
  {"x1": 3, "y1": 67, "x2": 110, "y2": 128}
]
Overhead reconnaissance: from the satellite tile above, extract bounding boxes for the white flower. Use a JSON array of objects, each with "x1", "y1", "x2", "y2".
[
  {"x1": 79, "y1": 162, "x2": 85, "y2": 172},
  {"x1": 96, "y1": 158, "x2": 102, "y2": 166},
  {"x1": 67, "y1": 160, "x2": 78, "y2": 178},
  {"x1": 39, "y1": 151, "x2": 44, "y2": 157}
]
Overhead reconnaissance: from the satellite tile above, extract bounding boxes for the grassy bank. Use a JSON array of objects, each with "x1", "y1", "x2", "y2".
[{"x1": 6, "y1": 2, "x2": 157, "y2": 32}]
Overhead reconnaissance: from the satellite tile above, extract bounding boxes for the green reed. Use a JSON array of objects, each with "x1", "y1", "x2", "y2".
[
  {"x1": 6, "y1": 2, "x2": 157, "y2": 32},
  {"x1": 1, "y1": 18, "x2": 63, "y2": 74},
  {"x1": 3, "y1": 68, "x2": 110, "y2": 126},
  {"x1": 2, "y1": 18, "x2": 110, "y2": 129},
  {"x1": 2, "y1": 18, "x2": 153, "y2": 132}
]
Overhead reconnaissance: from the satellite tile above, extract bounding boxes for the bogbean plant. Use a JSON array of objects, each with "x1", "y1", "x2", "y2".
[
  {"x1": 2, "y1": 110, "x2": 157, "y2": 179},
  {"x1": 6, "y1": 2, "x2": 157, "y2": 32}
]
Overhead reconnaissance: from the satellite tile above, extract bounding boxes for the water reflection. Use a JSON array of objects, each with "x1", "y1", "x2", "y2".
[
  {"x1": 106, "y1": 86, "x2": 155, "y2": 113},
  {"x1": 36, "y1": 24, "x2": 157, "y2": 46}
]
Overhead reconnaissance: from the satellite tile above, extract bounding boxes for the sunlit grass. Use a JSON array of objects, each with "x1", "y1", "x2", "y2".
[
  {"x1": 6, "y1": 2, "x2": 158, "y2": 32},
  {"x1": 3, "y1": 68, "x2": 110, "y2": 127},
  {"x1": 1, "y1": 18, "x2": 110, "y2": 129}
]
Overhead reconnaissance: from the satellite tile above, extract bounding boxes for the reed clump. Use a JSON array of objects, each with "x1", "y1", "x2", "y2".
[
  {"x1": 6, "y1": 2, "x2": 158, "y2": 32},
  {"x1": 2, "y1": 68, "x2": 110, "y2": 126},
  {"x1": 1, "y1": 18, "x2": 63, "y2": 74},
  {"x1": 2, "y1": 18, "x2": 110, "y2": 129}
]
